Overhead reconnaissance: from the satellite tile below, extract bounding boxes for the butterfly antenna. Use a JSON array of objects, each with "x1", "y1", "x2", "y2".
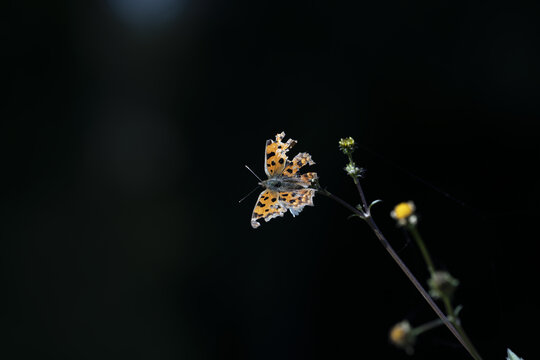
[
  {"x1": 239, "y1": 165, "x2": 263, "y2": 203},
  {"x1": 238, "y1": 185, "x2": 261, "y2": 203},
  {"x1": 244, "y1": 165, "x2": 263, "y2": 182}
]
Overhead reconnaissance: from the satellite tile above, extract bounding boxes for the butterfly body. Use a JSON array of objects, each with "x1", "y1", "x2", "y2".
[
  {"x1": 260, "y1": 176, "x2": 309, "y2": 192},
  {"x1": 251, "y1": 132, "x2": 318, "y2": 229}
]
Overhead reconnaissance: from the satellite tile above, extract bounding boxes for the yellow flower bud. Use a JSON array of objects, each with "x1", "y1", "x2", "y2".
[
  {"x1": 389, "y1": 320, "x2": 415, "y2": 354},
  {"x1": 390, "y1": 201, "x2": 417, "y2": 226},
  {"x1": 338, "y1": 137, "x2": 356, "y2": 154}
]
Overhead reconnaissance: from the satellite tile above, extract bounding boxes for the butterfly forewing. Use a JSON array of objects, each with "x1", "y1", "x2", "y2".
[
  {"x1": 283, "y1": 152, "x2": 314, "y2": 176},
  {"x1": 264, "y1": 132, "x2": 297, "y2": 177}
]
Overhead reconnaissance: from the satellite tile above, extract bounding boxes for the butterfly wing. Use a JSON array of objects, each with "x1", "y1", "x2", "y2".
[
  {"x1": 264, "y1": 132, "x2": 297, "y2": 177},
  {"x1": 282, "y1": 152, "x2": 315, "y2": 177},
  {"x1": 299, "y1": 172, "x2": 318, "y2": 183},
  {"x1": 278, "y1": 188, "x2": 317, "y2": 217},
  {"x1": 251, "y1": 189, "x2": 287, "y2": 228}
]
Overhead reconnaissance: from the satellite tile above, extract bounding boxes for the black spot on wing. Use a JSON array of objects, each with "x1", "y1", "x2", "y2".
[
  {"x1": 278, "y1": 158, "x2": 284, "y2": 164},
  {"x1": 286, "y1": 168, "x2": 293, "y2": 174},
  {"x1": 267, "y1": 151, "x2": 276, "y2": 158},
  {"x1": 257, "y1": 201, "x2": 265, "y2": 207},
  {"x1": 271, "y1": 198, "x2": 276, "y2": 202}
]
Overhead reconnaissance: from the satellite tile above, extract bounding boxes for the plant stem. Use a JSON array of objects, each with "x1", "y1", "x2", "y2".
[
  {"x1": 442, "y1": 296, "x2": 483, "y2": 360},
  {"x1": 346, "y1": 154, "x2": 369, "y2": 211},
  {"x1": 409, "y1": 224, "x2": 483, "y2": 360},
  {"x1": 317, "y1": 187, "x2": 482, "y2": 360},
  {"x1": 411, "y1": 318, "x2": 444, "y2": 337},
  {"x1": 408, "y1": 225, "x2": 436, "y2": 275}
]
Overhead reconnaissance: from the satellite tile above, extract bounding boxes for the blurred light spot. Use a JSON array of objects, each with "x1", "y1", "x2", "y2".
[
  {"x1": 86, "y1": 104, "x2": 182, "y2": 196},
  {"x1": 107, "y1": 0, "x2": 183, "y2": 28}
]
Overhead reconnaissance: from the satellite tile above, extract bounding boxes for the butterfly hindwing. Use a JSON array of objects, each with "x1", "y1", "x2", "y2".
[
  {"x1": 251, "y1": 189, "x2": 287, "y2": 229},
  {"x1": 300, "y1": 172, "x2": 318, "y2": 183},
  {"x1": 279, "y1": 188, "x2": 316, "y2": 217}
]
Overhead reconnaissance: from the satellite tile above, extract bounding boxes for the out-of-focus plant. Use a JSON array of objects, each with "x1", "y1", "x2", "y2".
[
  {"x1": 388, "y1": 200, "x2": 478, "y2": 356},
  {"x1": 311, "y1": 136, "x2": 483, "y2": 360}
]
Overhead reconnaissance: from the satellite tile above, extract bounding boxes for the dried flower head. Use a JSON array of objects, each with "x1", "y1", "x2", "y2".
[
  {"x1": 389, "y1": 320, "x2": 415, "y2": 354},
  {"x1": 428, "y1": 270, "x2": 459, "y2": 300}
]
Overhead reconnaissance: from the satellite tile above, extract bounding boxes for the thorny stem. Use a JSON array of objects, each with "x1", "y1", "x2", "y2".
[{"x1": 316, "y1": 185, "x2": 482, "y2": 360}]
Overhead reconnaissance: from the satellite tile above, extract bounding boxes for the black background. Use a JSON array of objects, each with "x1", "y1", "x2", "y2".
[{"x1": 4, "y1": 0, "x2": 539, "y2": 359}]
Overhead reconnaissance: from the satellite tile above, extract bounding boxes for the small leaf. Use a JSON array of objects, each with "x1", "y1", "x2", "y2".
[
  {"x1": 507, "y1": 349, "x2": 524, "y2": 360},
  {"x1": 369, "y1": 199, "x2": 383, "y2": 210}
]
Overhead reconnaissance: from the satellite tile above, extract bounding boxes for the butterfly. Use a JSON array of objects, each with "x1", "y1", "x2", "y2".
[{"x1": 250, "y1": 131, "x2": 318, "y2": 229}]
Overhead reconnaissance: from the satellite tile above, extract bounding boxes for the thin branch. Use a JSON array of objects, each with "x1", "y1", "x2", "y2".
[{"x1": 317, "y1": 188, "x2": 482, "y2": 360}]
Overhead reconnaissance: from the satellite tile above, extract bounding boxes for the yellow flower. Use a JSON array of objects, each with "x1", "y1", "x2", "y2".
[
  {"x1": 389, "y1": 320, "x2": 415, "y2": 354},
  {"x1": 338, "y1": 137, "x2": 356, "y2": 154},
  {"x1": 390, "y1": 201, "x2": 417, "y2": 226}
]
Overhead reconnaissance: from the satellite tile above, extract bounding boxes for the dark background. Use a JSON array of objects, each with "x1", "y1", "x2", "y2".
[{"x1": 4, "y1": 0, "x2": 539, "y2": 359}]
